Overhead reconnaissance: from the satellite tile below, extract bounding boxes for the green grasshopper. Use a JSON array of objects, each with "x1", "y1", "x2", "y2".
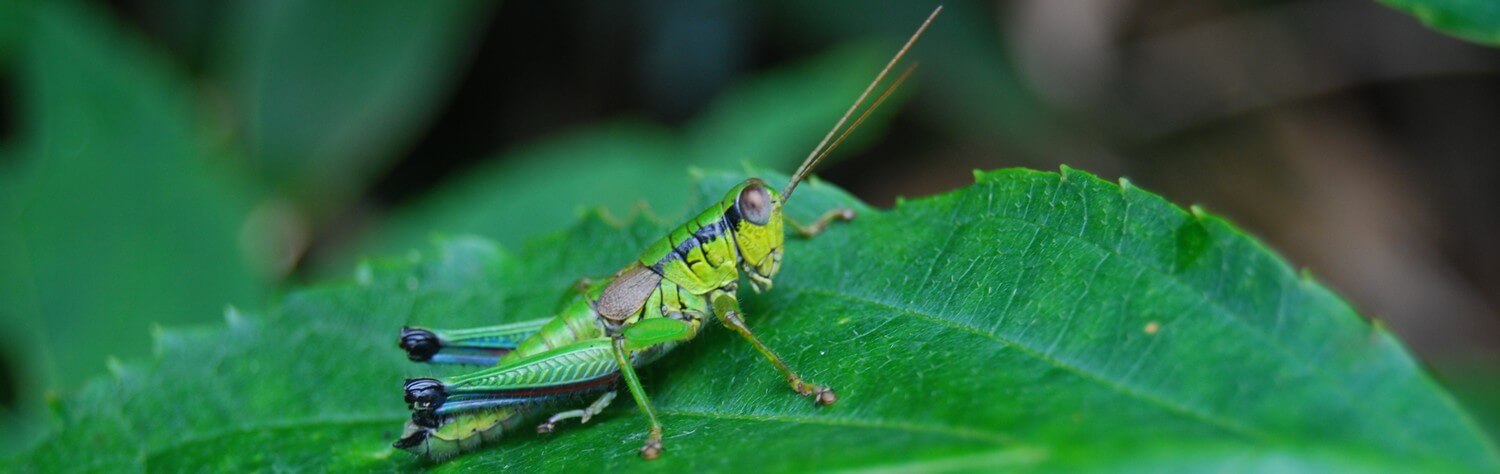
[{"x1": 392, "y1": 6, "x2": 941, "y2": 462}]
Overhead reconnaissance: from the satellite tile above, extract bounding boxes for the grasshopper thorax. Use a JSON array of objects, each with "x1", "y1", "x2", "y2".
[{"x1": 724, "y1": 178, "x2": 785, "y2": 291}]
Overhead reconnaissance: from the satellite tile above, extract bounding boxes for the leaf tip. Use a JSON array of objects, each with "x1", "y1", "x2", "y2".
[
  {"x1": 1058, "y1": 164, "x2": 1074, "y2": 181},
  {"x1": 354, "y1": 260, "x2": 374, "y2": 286},
  {"x1": 105, "y1": 356, "x2": 126, "y2": 379},
  {"x1": 1189, "y1": 204, "x2": 1209, "y2": 219},
  {"x1": 223, "y1": 305, "x2": 246, "y2": 328},
  {"x1": 149, "y1": 323, "x2": 183, "y2": 357},
  {"x1": 1299, "y1": 267, "x2": 1318, "y2": 284}
]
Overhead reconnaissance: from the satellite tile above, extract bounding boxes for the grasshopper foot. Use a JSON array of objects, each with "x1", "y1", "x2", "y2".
[
  {"x1": 536, "y1": 422, "x2": 556, "y2": 435},
  {"x1": 792, "y1": 379, "x2": 837, "y2": 406},
  {"x1": 639, "y1": 432, "x2": 663, "y2": 462},
  {"x1": 639, "y1": 438, "x2": 663, "y2": 459},
  {"x1": 813, "y1": 386, "x2": 838, "y2": 406}
]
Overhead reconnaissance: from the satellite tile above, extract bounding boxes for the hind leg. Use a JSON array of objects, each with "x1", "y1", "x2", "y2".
[
  {"x1": 400, "y1": 277, "x2": 605, "y2": 364},
  {"x1": 536, "y1": 391, "x2": 617, "y2": 434},
  {"x1": 399, "y1": 317, "x2": 551, "y2": 365}
]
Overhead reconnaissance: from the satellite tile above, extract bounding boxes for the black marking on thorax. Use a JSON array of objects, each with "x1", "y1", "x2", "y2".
[
  {"x1": 723, "y1": 204, "x2": 742, "y2": 231},
  {"x1": 652, "y1": 216, "x2": 735, "y2": 273},
  {"x1": 675, "y1": 219, "x2": 728, "y2": 260}
]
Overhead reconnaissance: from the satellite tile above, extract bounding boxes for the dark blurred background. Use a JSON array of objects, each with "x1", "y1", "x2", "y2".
[{"x1": 1, "y1": 0, "x2": 1497, "y2": 447}]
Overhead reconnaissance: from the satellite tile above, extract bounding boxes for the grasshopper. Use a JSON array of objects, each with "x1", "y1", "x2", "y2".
[{"x1": 392, "y1": 6, "x2": 941, "y2": 461}]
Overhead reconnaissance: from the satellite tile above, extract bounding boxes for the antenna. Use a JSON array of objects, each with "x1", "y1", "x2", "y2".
[{"x1": 782, "y1": 5, "x2": 941, "y2": 201}]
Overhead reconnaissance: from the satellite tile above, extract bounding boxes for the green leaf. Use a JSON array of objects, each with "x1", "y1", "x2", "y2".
[
  {"x1": 0, "y1": 2, "x2": 268, "y2": 393},
  {"x1": 10, "y1": 168, "x2": 1496, "y2": 471},
  {"x1": 1376, "y1": 0, "x2": 1500, "y2": 46},
  {"x1": 217, "y1": 0, "x2": 491, "y2": 206}
]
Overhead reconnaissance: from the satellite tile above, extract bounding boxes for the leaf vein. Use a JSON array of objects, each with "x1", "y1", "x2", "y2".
[{"x1": 793, "y1": 287, "x2": 1269, "y2": 442}]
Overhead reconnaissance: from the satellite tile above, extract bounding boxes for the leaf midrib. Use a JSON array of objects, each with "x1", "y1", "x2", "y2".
[
  {"x1": 656, "y1": 407, "x2": 1013, "y2": 445},
  {"x1": 769, "y1": 174, "x2": 1495, "y2": 467},
  {"x1": 960, "y1": 197, "x2": 1439, "y2": 453}
]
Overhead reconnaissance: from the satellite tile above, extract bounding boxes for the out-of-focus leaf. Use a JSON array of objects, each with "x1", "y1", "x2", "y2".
[
  {"x1": 0, "y1": 163, "x2": 50, "y2": 455},
  {"x1": 684, "y1": 43, "x2": 892, "y2": 170},
  {"x1": 768, "y1": 1, "x2": 1063, "y2": 155},
  {"x1": 331, "y1": 46, "x2": 907, "y2": 272},
  {"x1": 218, "y1": 0, "x2": 491, "y2": 207},
  {"x1": 0, "y1": 2, "x2": 268, "y2": 390},
  {"x1": 11, "y1": 168, "x2": 1496, "y2": 472},
  {"x1": 350, "y1": 121, "x2": 683, "y2": 259},
  {"x1": 0, "y1": 0, "x2": 24, "y2": 65},
  {"x1": 1377, "y1": 0, "x2": 1500, "y2": 46}
]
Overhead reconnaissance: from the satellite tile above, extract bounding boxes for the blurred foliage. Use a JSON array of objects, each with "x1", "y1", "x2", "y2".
[
  {"x1": 0, "y1": 0, "x2": 20, "y2": 63},
  {"x1": 1, "y1": 0, "x2": 1499, "y2": 469},
  {"x1": 10, "y1": 169, "x2": 1496, "y2": 471},
  {"x1": 338, "y1": 44, "x2": 902, "y2": 269},
  {"x1": 218, "y1": 0, "x2": 492, "y2": 211},
  {"x1": 769, "y1": 0, "x2": 1063, "y2": 155},
  {"x1": 1378, "y1": 0, "x2": 1500, "y2": 46},
  {"x1": 0, "y1": 0, "x2": 903, "y2": 406},
  {"x1": 0, "y1": 0, "x2": 268, "y2": 402}
]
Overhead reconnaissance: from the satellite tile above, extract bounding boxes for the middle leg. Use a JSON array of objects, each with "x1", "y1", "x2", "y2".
[{"x1": 537, "y1": 391, "x2": 617, "y2": 434}]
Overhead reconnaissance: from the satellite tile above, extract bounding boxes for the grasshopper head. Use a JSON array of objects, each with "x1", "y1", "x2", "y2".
[{"x1": 725, "y1": 178, "x2": 784, "y2": 292}]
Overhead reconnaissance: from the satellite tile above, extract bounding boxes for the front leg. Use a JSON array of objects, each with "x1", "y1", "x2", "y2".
[
  {"x1": 712, "y1": 292, "x2": 836, "y2": 405},
  {"x1": 789, "y1": 207, "x2": 856, "y2": 238}
]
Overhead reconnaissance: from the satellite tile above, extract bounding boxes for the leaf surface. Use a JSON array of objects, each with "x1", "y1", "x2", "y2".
[
  {"x1": 218, "y1": 0, "x2": 491, "y2": 204},
  {"x1": 11, "y1": 168, "x2": 1496, "y2": 472},
  {"x1": 0, "y1": 1, "x2": 268, "y2": 395}
]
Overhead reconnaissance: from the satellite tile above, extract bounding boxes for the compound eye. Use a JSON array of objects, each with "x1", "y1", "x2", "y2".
[{"x1": 738, "y1": 184, "x2": 772, "y2": 225}]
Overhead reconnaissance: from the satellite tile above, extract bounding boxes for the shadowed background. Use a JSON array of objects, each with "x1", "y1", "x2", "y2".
[{"x1": 0, "y1": 0, "x2": 1497, "y2": 450}]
